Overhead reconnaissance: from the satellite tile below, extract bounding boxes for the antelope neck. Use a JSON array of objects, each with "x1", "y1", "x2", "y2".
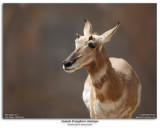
[
  {"x1": 87, "y1": 47, "x2": 110, "y2": 88},
  {"x1": 87, "y1": 47, "x2": 123, "y2": 102},
  {"x1": 87, "y1": 46, "x2": 119, "y2": 87}
]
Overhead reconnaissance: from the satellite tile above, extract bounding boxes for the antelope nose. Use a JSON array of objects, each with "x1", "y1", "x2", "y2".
[
  {"x1": 63, "y1": 59, "x2": 76, "y2": 68},
  {"x1": 63, "y1": 61, "x2": 72, "y2": 67}
]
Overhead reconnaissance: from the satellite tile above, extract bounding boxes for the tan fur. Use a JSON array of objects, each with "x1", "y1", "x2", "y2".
[
  {"x1": 87, "y1": 47, "x2": 124, "y2": 102},
  {"x1": 96, "y1": 93, "x2": 105, "y2": 103}
]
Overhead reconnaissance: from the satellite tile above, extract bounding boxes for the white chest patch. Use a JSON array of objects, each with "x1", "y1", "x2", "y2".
[
  {"x1": 94, "y1": 99, "x2": 116, "y2": 118},
  {"x1": 83, "y1": 79, "x2": 128, "y2": 118},
  {"x1": 83, "y1": 81, "x2": 91, "y2": 111},
  {"x1": 94, "y1": 90, "x2": 127, "y2": 118}
]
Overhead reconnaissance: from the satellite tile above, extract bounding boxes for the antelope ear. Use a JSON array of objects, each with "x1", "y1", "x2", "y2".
[
  {"x1": 96, "y1": 22, "x2": 120, "y2": 43},
  {"x1": 83, "y1": 18, "x2": 92, "y2": 36}
]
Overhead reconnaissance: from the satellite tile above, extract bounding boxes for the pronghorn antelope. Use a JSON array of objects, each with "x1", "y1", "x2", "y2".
[{"x1": 63, "y1": 19, "x2": 141, "y2": 118}]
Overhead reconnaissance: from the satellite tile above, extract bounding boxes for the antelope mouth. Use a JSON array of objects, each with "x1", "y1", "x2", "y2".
[{"x1": 63, "y1": 65, "x2": 76, "y2": 73}]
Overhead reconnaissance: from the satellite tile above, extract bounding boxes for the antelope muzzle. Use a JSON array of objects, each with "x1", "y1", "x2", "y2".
[{"x1": 63, "y1": 51, "x2": 80, "y2": 71}]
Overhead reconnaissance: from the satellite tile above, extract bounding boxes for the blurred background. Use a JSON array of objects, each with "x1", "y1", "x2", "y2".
[{"x1": 3, "y1": 4, "x2": 156, "y2": 118}]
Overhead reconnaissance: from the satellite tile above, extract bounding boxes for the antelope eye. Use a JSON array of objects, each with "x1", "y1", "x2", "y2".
[{"x1": 88, "y1": 42, "x2": 97, "y2": 48}]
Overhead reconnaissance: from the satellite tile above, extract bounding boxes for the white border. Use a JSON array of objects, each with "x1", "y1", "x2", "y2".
[{"x1": 0, "y1": 1, "x2": 159, "y2": 128}]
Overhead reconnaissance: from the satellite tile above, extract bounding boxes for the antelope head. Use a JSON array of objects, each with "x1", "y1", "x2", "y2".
[{"x1": 63, "y1": 19, "x2": 120, "y2": 73}]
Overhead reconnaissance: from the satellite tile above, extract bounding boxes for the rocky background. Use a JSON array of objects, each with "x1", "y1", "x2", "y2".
[{"x1": 3, "y1": 4, "x2": 156, "y2": 118}]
